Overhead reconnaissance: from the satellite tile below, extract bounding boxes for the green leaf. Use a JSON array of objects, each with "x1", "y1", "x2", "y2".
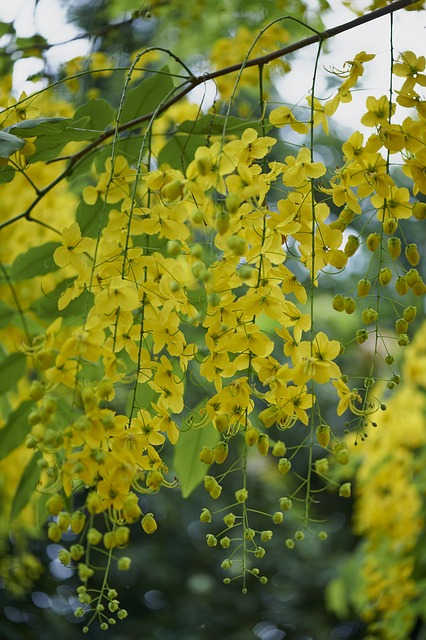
[
  {"x1": 10, "y1": 450, "x2": 42, "y2": 522},
  {"x1": 0, "y1": 301, "x2": 17, "y2": 329},
  {"x1": 0, "y1": 130, "x2": 25, "y2": 158},
  {"x1": 11, "y1": 241, "x2": 61, "y2": 281},
  {"x1": 157, "y1": 133, "x2": 205, "y2": 171},
  {"x1": 119, "y1": 67, "x2": 174, "y2": 125},
  {"x1": 0, "y1": 352, "x2": 26, "y2": 395},
  {"x1": 76, "y1": 197, "x2": 111, "y2": 237},
  {"x1": 173, "y1": 404, "x2": 219, "y2": 498},
  {"x1": 6, "y1": 117, "x2": 69, "y2": 137},
  {"x1": 0, "y1": 165, "x2": 16, "y2": 184},
  {"x1": 30, "y1": 278, "x2": 94, "y2": 324},
  {"x1": 72, "y1": 99, "x2": 114, "y2": 132},
  {"x1": 7, "y1": 117, "x2": 102, "y2": 163},
  {"x1": 0, "y1": 400, "x2": 33, "y2": 460}
]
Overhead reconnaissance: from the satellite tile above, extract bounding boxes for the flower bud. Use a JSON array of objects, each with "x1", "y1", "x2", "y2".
[
  {"x1": 141, "y1": 513, "x2": 157, "y2": 534},
  {"x1": 398, "y1": 334, "x2": 409, "y2": 347},
  {"x1": 214, "y1": 413, "x2": 229, "y2": 433},
  {"x1": 344, "y1": 297, "x2": 357, "y2": 314},
  {"x1": 272, "y1": 511, "x2": 284, "y2": 524},
  {"x1": 77, "y1": 563, "x2": 94, "y2": 581},
  {"x1": 225, "y1": 193, "x2": 240, "y2": 213},
  {"x1": 117, "y1": 557, "x2": 131, "y2": 571},
  {"x1": 87, "y1": 527, "x2": 103, "y2": 545},
  {"x1": 406, "y1": 268, "x2": 419, "y2": 288},
  {"x1": 214, "y1": 442, "x2": 228, "y2": 464},
  {"x1": 412, "y1": 278, "x2": 426, "y2": 296},
  {"x1": 333, "y1": 442, "x2": 349, "y2": 465},
  {"x1": 46, "y1": 494, "x2": 65, "y2": 516},
  {"x1": 71, "y1": 511, "x2": 86, "y2": 535},
  {"x1": 200, "y1": 508, "x2": 212, "y2": 523},
  {"x1": 279, "y1": 497, "x2": 292, "y2": 511},
  {"x1": 357, "y1": 279, "x2": 371, "y2": 297},
  {"x1": 200, "y1": 446, "x2": 215, "y2": 465},
  {"x1": 405, "y1": 243, "x2": 420, "y2": 266},
  {"x1": 220, "y1": 536, "x2": 231, "y2": 548},
  {"x1": 256, "y1": 433, "x2": 269, "y2": 456},
  {"x1": 245, "y1": 426, "x2": 259, "y2": 446},
  {"x1": 403, "y1": 306, "x2": 417, "y2": 323},
  {"x1": 356, "y1": 328, "x2": 369, "y2": 344},
  {"x1": 344, "y1": 235, "x2": 360, "y2": 257},
  {"x1": 315, "y1": 458, "x2": 329, "y2": 474},
  {"x1": 29, "y1": 380, "x2": 45, "y2": 401},
  {"x1": 58, "y1": 549, "x2": 71, "y2": 565},
  {"x1": 362, "y1": 308, "x2": 378, "y2": 324},
  {"x1": 395, "y1": 276, "x2": 409, "y2": 296},
  {"x1": 278, "y1": 458, "x2": 291, "y2": 475},
  {"x1": 316, "y1": 424, "x2": 331, "y2": 448},
  {"x1": 382, "y1": 217, "x2": 398, "y2": 234},
  {"x1": 206, "y1": 534, "x2": 217, "y2": 547},
  {"x1": 387, "y1": 237, "x2": 401, "y2": 259},
  {"x1": 339, "y1": 482, "x2": 351, "y2": 498},
  {"x1": 366, "y1": 233, "x2": 380, "y2": 251},
  {"x1": 226, "y1": 235, "x2": 246, "y2": 256},
  {"x1": 332, "y1": 294, "x2": 345, "y2": 312},
  {"x1": 115, "y1": 526, "x2": 130, "y2": 547},
  {"x1": 235, "y1": 488, "x2": 248, "y2": 503},
  {"x1": 272, "y1": 440, "x2": 286, "y2": 457},
  {"x1": 223, "y1": 513, "x2": 236, "y2": 527},
  {"x1": 216, "y1": 210, "x2": 230, "y2": 235},
  {"x1": 395, "y1": 318, "x2": 408, "y2": 335},
  {"x1": 103, "y1": 531, "x2": 117, "y2": 550},
  {"x1": 379, "y1": 267, "x2": 392, "y2": 287},
  {"x1": 70, "y1": 544, "x2": 85, "y2": 561}
]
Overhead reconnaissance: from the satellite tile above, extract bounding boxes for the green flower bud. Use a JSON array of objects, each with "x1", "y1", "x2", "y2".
[
  {"x1": 235, "y1": 488, "x2": 248, "y2": 503},
  {"x1": 278, "y1": 458, "x2": 291, "y2": 475},
  {"x1": 332, "y1": 294, "x2": 345, "y2": 312},
  {"x1": 395, "y1": 318, "x2": 408, "y2": 335},
  {"x1": 214, "y1": 442, "x2": 229, "y2": 464},
  {"x1": 379, "y1": 267, "x2": 392, "y2": 287},
  {"x1": 141, "y1": 513, "x2": 157, "y2": 534},
  {"x1": 357, "y1": 279, "x2": 371, "y2": 297},
  {"x1": 216, "y1": 210, "x2": 230, "y2": 235},
  {"x1": 117, "y1": 557, "x2": 131, "y2": 571},
  {"x1": 344, "y1": 234, "x2": 360, "y2": 257},
  {"x1": 344, "y1": 297, "x2": 357, "y2": 314},
  {"x1": 271, "y1": 440, "x2": 286, "y2": 457},
  {"x1": 206, "y1": 534, "x2": 217, "y2": 547},
  {"x1": 395, "y1": 275, "x2": 409, "y2": 296},
  {"x1": 403, "y1": 305, "x2": 417, "y2": 323},
  {"x1": 405, "y1": 243, "x2": 420, "y2": 266},
  {"x1": 339, "y1": 482, "x2": 351, "y2": 498},
  {"x1": 279, "y1": 497, "x2": 292, "y2": 511},
  {"x1": 200, "y1": 508, "x2": 212, "y2": 523},
  {"x1": 256, "y1": 433, "x2": 269, "y2": 456},
  {"x1": 387, "y1": 237, "x2": 401, "y2": 259},
  {"x1": 366, "y1": 233, "x2": 381, "y2": 251},
  {"x1": 362, "y1": 308, "x2": 378, "y2": 324},
  {"x1": 406, "y1": 268, "x2": 419, "y2": 288}
]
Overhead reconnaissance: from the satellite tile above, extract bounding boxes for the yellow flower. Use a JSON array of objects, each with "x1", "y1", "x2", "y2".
[
  {"x1": 269, "y1": 106, "x2": 308, "y2": 134},
  {"x1": 361, "y1": 95, "x2": 395, "y2": 127},
  {"x1": 282, "y1": 147, "x2": 326, "y2": 187},
  {"x1": 292, "y1": 331, "x2": 341, "y2": 384},
  {"x1": 53, "y1": 222, "x2": 94, "y2": 269}
]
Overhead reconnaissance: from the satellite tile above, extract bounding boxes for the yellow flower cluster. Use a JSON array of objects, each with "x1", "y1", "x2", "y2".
[{"x1": 347, "y1": 323, "x2": 426, "y2": 639}]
